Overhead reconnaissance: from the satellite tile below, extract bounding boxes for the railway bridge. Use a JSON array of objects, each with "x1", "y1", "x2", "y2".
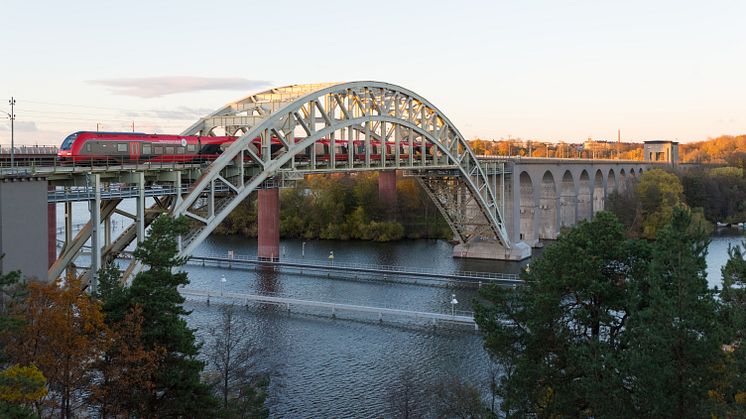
[{"x1": 0, "y1": 81, "x2": 661, "y2": 287}]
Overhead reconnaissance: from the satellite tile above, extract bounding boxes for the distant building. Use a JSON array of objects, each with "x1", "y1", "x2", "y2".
[{"x1": 643, "y1": 140, "x2": 678, "y2": 164}]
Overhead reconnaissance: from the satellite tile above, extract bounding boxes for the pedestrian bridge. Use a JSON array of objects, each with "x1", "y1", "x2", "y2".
[{"x1": 0, "y1": 81, "x2": 662, "y2": 286}]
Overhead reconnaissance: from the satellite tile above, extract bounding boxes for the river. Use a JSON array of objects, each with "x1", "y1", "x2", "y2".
[{"x1": 56, "y1": 202, "x2": 745, "y2": 417}]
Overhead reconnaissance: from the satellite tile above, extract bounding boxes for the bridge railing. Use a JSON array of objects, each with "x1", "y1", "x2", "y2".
[
  {"x1": 180, "y1": 286, "x2": 476, "y2": 318},
  {"x1": 192, "y1": 251, "x2": 521, "y2": 282}
]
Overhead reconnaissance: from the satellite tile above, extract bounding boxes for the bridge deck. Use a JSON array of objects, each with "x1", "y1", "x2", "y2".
[{"x1": 180, "y1": 288, "x2": 477, "y2": 328}]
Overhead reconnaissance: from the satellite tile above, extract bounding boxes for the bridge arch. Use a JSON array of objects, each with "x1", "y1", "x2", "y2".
[
  {"x1": 538, "y1": 171, "x2": 558, "y2": 239},
  {"x1": 578, "y1": 170, "x2": 592, "y2": 220},
  {"x1": 607, "y1": 169, "x2": 617, "y2": 195},
  {"x1": 519, "y1": 171, "x2": 536, "y2": 245},
  {"x1": 171, "y1": 82, "x2": 512, "y2": 258},
  {"x1": 560, "y1": 170, "x2": 576, "y2": 228},
  {"x1": 593, "y1": 169, "x2": 605, "y2": 214}
]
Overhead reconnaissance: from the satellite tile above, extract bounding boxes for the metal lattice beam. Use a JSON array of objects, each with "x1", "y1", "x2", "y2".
[{"x1": 173, "y1": 82, "x2": 510, "y2": 258}]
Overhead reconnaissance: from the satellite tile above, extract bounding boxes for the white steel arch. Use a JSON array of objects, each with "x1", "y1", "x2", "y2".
[{"x1": 171, "y1": 81, "x2": 511, "y2": 258}]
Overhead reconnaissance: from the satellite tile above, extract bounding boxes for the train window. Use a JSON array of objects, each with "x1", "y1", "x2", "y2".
[
  {"x1": 177, "y1": 147, "x2": 185, "y2": 154},
  {"x1": 142, "y1": 145, "x2": 151, "y2": 155},
  {"x1": 165, "y1": 147, "x2": 174, "y2": 154},
  {"x1": 154, "y1": 146, "x2": 163, "y2": 154},
  {"x1": 85, "y1": 143, "x2": 91, "y2": 152},
  {"x1": 117, "y1": 143, "x2": 128, "y2": 152},
  {"x1": 187, "y1": 144, "x2": 196, "y2": 152}
]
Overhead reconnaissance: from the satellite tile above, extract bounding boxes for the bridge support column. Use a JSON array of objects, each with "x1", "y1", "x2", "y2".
[
  {"x1": 90, "y1": 173, "x2": 101, "y2": 292},
  {"x1": 136, "y1": 171, "x2": 145, "y2": 243},
  {"x1": 258, "y1": 188, "x2": 280, "y2": 261},
  {"x1": 378, "y1": 170, "x2": 397, "y2": 217},
  {"x1": 64, "y1": 201, "x2": 73, "y2": 250},
  {"x1": 48, "y1": 185, "x2": 56, "y2": 268}
]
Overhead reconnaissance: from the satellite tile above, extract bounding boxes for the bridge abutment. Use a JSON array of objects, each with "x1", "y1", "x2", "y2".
[
  {"x1": 0, "y1": 176, "x2": 50, "y2": 281},
  {"x1": 453, "y1": 240, "x2": 531, "y2": 261},
  {"x1": 258, "y1": 188, "x2": 280, "y2": 261},
  {"x1": 48, "y1": 185, "x2": 56, "y2": 268}
]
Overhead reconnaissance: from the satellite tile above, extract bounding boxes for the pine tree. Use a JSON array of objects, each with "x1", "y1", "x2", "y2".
[
  {"x1": 622, "y1": 206, "x2": 724, "y2": 418},
  {"x1": 121, "y1": 215, "x2": 218, "y2": 417},
  {"x1": 474, "y1": 212, "x2": 648, "y2": 418}
]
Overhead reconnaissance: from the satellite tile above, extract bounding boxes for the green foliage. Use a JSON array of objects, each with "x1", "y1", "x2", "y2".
[
  {"x1": 475, "y1": 212, "x2": 647, "y2": 417},
  {"x1": 622, "y1": 207, "x2": 722, "y2": 418},
  {"x1": 221, "y1": 173, "x2": 451, "y2": 241},
  {"x1": 475, "y1": 209, "x2": 727, "y2": 418},
  {"x1": 716, "y1": 241, "x2": 746, "y2": 414},
  {"x1": 683, "y1": 166, "x2": 746, "y2": 223},
  {"x1": 637, "y1": 169, "x2": 684, "y2": 238},
  {"x1": 105, "y1": 215, "x2": 218, "y2": 417}
]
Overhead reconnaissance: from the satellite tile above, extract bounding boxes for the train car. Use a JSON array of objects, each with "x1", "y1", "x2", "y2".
[
  {"x1": 57, "y1": 131, "x2": 237, "y2": 163},
  {"x1": 57, "y1": 131, "x2": 437, "y2": 165}
]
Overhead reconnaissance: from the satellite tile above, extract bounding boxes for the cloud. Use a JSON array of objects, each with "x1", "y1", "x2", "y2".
[
  {"x1": 88, "y1": 76, "x2": 270, "y2": 98},
  {"x1": 0, "y1": 121, "x2": 38, "y2": 132}
]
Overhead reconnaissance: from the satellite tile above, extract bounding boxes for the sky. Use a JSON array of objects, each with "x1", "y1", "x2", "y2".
[{"x1": 1, "y1": 0, "x2": 745, "y2": 146}]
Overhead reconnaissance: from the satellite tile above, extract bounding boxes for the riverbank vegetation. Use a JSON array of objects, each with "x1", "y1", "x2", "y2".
[
  {"x1": 0, "y1": 216, "x2": 269, "y2": 418},
  {"x1": 475, "y1": 208, "x2": 746, "y2": 417},
  {"x1": 217, "y1": 172, "x2": 453, "y2": 242}
]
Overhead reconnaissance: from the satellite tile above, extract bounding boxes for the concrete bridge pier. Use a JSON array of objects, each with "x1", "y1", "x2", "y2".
[
  {"x1": 378, "y1": 170, "x2": 397, "y2": 217},
  {"x1": 258, "y1": 188, "x2": 280, "y2": 261},
  {"x1": 48, "y1": 185, "x2": 56, "y2": 268}
]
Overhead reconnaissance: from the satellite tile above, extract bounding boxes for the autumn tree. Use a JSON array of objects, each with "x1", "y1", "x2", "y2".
[
  {"x1": 3, "y1": 275, "x2": 108, "y2": 418},
  {"x1": 90, "y1": 305, "x2": 163, "y2": 418},
  {"x1": 205, "y1": 304, "x2": 268, "y2": 418},
  {"x1": 0, "y1": 364, "x2": 47, "y2": 418}
]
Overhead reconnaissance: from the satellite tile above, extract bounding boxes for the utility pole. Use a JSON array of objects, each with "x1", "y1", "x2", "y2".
[
  {"x1": 8, "y1": 97, "x2": 15, "y2": 171},
  {"x1": 617, "y1": 129, "x2": 621, "y2": 160}
]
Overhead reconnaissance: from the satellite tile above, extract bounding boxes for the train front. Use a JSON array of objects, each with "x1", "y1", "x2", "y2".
[{"x1": 57, "y1": 132, "x2": 79, "y2": 159}]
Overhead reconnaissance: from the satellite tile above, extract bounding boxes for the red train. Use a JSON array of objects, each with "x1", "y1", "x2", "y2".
[{"x1": 57, "y1": 131, "x2": 435, "y2": 164}]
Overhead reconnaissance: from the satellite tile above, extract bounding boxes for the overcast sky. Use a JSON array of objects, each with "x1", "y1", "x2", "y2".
[{"x1": 1, "y1": 0, "x2": 744, "y2": 145}]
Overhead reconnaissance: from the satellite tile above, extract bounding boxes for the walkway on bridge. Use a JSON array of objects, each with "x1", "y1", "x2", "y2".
[
  {"x1": 186, "y1": 253, "x2": 522, "y2": 285},
  {"x1": 180, "y1": 288, "x2": 477, "y2": 328}
]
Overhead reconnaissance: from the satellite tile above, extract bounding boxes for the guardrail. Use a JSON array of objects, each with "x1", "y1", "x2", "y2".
[
  {"x1": 188, "y1": 252, "x2": 522, "y2": 284},
  {"x1": 180, "y1": 287, "x2": 478, "y2": 328}
]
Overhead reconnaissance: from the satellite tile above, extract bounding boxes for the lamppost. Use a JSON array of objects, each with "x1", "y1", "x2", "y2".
[
  {"x1": 7, "y1": 97, "x2": 15, "y2": 172},
  {"x1": 302, "y1": 241, "x2": 306, "y2": 258},
  {"x1": 328, "y1": 251, "x2": 334, "y2": 265},
  {"x1": 450, "y1": 294, "x2": 459, "y2": 316},
  {"x1": 220, "y1": 274, "x2": 226, "y2": 296}
]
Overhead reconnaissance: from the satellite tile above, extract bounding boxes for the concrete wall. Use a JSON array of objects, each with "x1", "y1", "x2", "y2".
[{"x1": 0, "y1": 177, "x2": 49, "y2": 281}]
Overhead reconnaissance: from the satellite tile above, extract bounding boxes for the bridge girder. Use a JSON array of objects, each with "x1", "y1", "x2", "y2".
[{"x1": 172, "y1": 81, "x2": 511, "y2": 258}]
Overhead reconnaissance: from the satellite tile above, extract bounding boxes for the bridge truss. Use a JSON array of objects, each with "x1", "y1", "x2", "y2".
[{"x1": 172, "y1": 81, "x2": 512, "y2": 259}]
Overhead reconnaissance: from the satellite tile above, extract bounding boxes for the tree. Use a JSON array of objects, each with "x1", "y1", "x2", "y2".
[
  {"x1": 205, "y1": 304, "x2": 268, "y2": 418},
  {"x1": 430, "y1": 375, "x2": 495, "y2": 419},
  {"x1": 637, "y1": 169, "x2": 684, "y2": 238},
  {"x1": 0, "y1": 364, "x2": 47, "y2": 418},
  {"x1": 386, "y1": 367, "x2": 425, "y2": 419},
  {"x1": 715, "y1": 240, "x2": 746, "y2": 415},
  {"x1": 114, "y1": 215, "x2": 218, "y2": 417},
  {"x1": 3, "y1": 275, "x2": 108, "y2": 418},
  {"x1": 90, "y1": 305, "x2": 163, "y2": 418},
  {"x1": 474, "y1": 212, "x2": 647, "y2": 417},
  {"x1": 622, "y1": 207, "x2": 724, "y2": 418}
]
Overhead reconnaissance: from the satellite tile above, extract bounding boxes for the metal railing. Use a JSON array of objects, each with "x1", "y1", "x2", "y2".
[
  {"x1": 180, "y1": 287, "x2": 477, "y2": 323},
  {"x1": 189, "y1": 252, "x2": 522, "y2": 284}
]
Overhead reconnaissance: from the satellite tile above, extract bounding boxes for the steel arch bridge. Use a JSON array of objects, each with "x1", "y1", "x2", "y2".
[{"x1": 171, "y1": 81, "x2": 515, "y2": 260}]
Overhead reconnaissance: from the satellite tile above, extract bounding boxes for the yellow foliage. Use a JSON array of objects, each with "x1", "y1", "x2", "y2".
[
  {"x1": 0, "y1": 364, "x2": 48, "y2": 403},
  {"x1": 735, "y1": 391, "x2": 746, "y2": 404}
]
